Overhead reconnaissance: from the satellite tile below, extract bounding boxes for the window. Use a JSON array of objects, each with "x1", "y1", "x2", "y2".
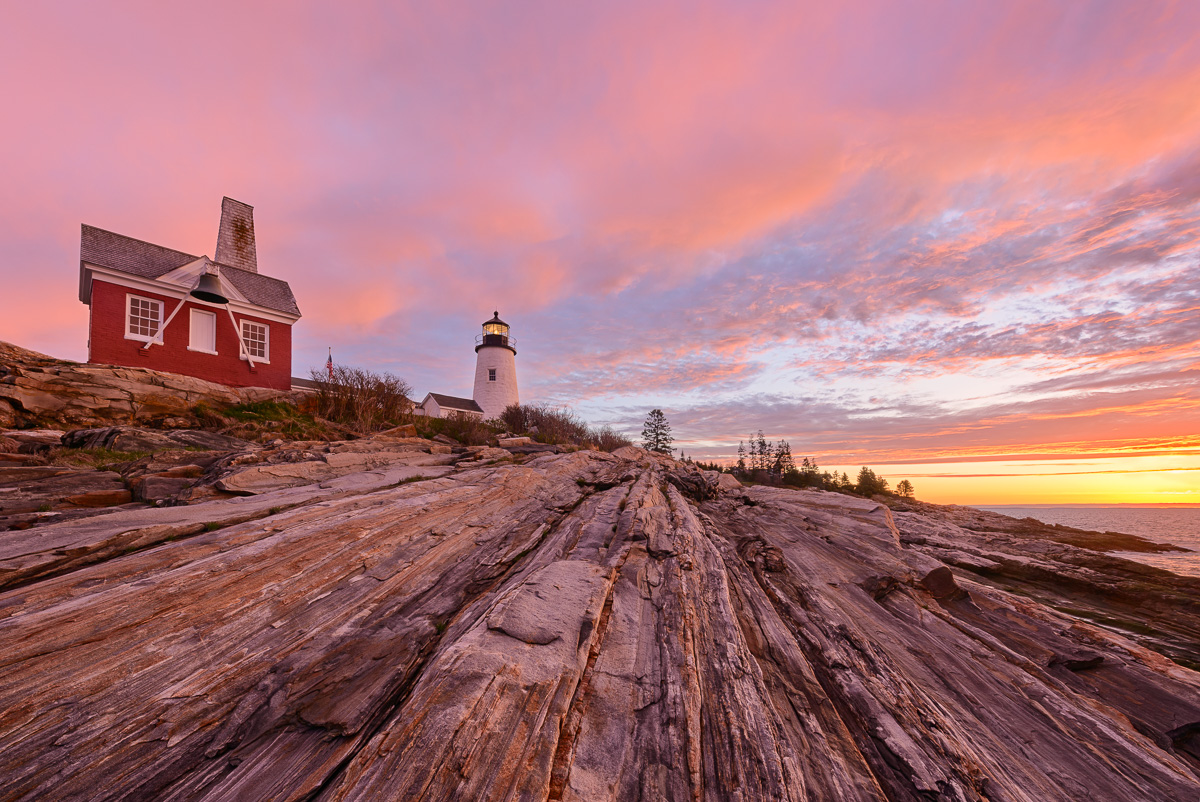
[
  {"x1": 188, "y1": 309, "x2": 216, "y2": 354},
  {"x1": 241, "y1": 320, "x2": 269, "y2": 361},
  {"x1": 126, "y1": 295, "x2": 163, "y2": 341},
  {"x1": 488, "y1": 368, "x2": 496, "y2": 382}
]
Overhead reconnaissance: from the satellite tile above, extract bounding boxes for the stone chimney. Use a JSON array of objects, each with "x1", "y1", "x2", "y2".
[{"x1": 215, "y1": 197, "x2": 257, "y2": 273}]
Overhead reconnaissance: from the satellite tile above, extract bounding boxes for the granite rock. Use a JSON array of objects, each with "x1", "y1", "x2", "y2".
[
  {"x1": 0, "y1": 340, "x2": 290, "y2": 428},
  {"x1": 0, "y1": 453, "x2": 1197, "y2": 801}
]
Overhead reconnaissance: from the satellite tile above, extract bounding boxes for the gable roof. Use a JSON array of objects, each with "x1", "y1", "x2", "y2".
[
  {"x1": 81, "y1": 224, "x2": 194, "y2": 278},
  {"x1": 79, "y1": 224, "x2": 301, "y2": 317},
  {"x1": 424, "y1": 393, "x2": 484, "y2": 413}
]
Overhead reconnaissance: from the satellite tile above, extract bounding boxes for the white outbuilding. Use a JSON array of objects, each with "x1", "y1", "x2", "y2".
[{"x1": 414, "y1": 393, "x2": 484, "y2": 419}]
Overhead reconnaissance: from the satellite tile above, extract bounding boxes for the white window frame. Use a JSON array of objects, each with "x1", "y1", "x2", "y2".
[
  {"x1": 125, "y1": 294, "x2": 164, "y2": 343},
  {"x1": 240, "y1": 320, "x2": 270, "y2": 363},
  {"x1": 187, "y1": 309, "x2": 218, "y2": 355}
]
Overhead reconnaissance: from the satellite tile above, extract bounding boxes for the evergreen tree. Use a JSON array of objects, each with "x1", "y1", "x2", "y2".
[
  {"x1": 641, "y1": 409, "x2": 674, "y2": 455},
  {"x1": 736, "y1": 441, "x2": 746, "y2": 475},
  {"x1": 855, "y1": 466, "x2": 890, "y2": 497},
  {"x1": 756, "y1": 431, "x2": 768, "y2": 471},
  {"x1": 773, "y1": 440, "x2": 796, "y2": 477},
  {"x1": 800, "y1": 456, "x2": 820, "y2": 487},
  {"x1": 896, "y1": 479, "x2": 915, "y2": 498}
]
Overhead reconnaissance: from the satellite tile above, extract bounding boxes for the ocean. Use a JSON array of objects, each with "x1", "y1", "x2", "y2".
[{"x1": 976, "y1": 506, "x2": 1200, "y2": 578}]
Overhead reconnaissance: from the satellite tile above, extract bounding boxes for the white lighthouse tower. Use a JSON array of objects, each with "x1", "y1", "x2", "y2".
[{"x1": 472, "y1": 311, "x2": 519, "y2": 419}]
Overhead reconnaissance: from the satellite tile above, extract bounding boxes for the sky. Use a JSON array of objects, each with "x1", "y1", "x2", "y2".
[{"x1": 2, "y1": 1, "x2": 1198, "y2": 505}]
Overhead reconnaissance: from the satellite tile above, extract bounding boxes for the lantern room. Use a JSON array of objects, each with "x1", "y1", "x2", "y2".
[{"x1": 476, "y1": 311, "x2": 516, "y2": 354}]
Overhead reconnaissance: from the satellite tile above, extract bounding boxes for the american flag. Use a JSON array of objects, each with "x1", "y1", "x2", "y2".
[{"x1": 326, "y1": 347, "x2": 333, "y2": 378}]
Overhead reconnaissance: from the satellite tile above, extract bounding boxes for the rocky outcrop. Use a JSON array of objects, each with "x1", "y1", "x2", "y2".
[
  {"x1": 887, "y1": 497, "x2": 1200, "y2": 670},
  {"x1": 0, "y1": 427, "x2": 482, "y2": 533},
  {"x1": 60, "y1": 426, "x2": 250, "y2": 453},
  {"x1": 0, "y1": 340, "x2": 289, "y2": 428},
  {"x1": 0, "y1": 450, "x2": 1198, "y2": 801}
]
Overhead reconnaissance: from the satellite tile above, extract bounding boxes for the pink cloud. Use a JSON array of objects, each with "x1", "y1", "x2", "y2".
[{"x1": 3, "y1": 1, "x2": 1200, "y2": 496}]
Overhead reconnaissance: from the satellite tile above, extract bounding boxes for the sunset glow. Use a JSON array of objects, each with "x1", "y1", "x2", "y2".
[{"x1": 2, "y1": 2, "x2": 1198, "y2": 505}]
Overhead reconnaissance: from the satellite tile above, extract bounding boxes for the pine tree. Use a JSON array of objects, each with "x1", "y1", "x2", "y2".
[
  {"x1": 736, "y1": 441, "x2": 746, "y2": 475},
  {"x1": 896, "y1": 479, "x2": 915, "y2": 498},
  {"x1": 800, "y1": 456, "x2": 821, "y2": 487},
  {"x1": 856, "y1": 467, "x2": 890, "y2": 497},
  {"x1": 641, "y1": 409, "x2": 674, "y2": 455},
  {"x1": 773, "y1": 440, "x2": 796, "y2": 477}
]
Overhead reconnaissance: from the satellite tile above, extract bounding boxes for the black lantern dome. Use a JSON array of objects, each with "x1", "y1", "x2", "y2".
[{"x1": 476, "y1": 311, "x2": 516, "y2": 354}]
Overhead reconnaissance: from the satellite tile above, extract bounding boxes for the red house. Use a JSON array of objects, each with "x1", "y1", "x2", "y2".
[{"x1": 78, "y1": 198, "x2": 301, "y2": 390}]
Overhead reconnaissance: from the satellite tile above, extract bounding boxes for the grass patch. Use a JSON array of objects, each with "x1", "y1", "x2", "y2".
[
  {"x1": 47, "y1": 447, "x2": 152, "y2": 469},
  {"x1": 204, "y1": 522, "x2": 221, "y2": 532},
  {"x1": 220, "y1": 400, "x2": 300, "y2": 423},
  {"x1": 412, "y1": 414, "x2": 499, "y2": 446},
  {"x1": 194, "y1": 400, "x2": 343, "y2": 442}
]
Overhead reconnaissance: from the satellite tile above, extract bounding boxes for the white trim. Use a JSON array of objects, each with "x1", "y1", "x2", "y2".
[
  {"x1": 227, "y1": 307, "x2": 256, "y2": 367},
  {"x1": 124, "y1": 294, "x2": 164, "y2": 342},
  {"x1": 158, "y1": 257, "x2": 250, "y2": 304},
  {"x1": 239, "y1": 319, "x2": 270, "y2": 364},
  {"x1": 83, "y1": 265, "x2": 301, "y2": 324},
  {"x1": 188, "y1": 308, "x2": 217, "y2": 354}
]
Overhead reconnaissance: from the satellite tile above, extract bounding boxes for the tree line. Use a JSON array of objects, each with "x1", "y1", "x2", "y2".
[{"x1": 687, "y1": 430, "x2": 915, "y2": 499}]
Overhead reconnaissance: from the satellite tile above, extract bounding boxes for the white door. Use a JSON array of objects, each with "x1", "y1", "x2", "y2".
[{"x1": 189, "y1": 309, "x2": 216, "y2": 353}]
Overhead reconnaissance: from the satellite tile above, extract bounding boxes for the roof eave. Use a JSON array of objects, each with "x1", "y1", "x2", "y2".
[{"x1": 81, "y1": 264, "x2": 302, "y2": 324}]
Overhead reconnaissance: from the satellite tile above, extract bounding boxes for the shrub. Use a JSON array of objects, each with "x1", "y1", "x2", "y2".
[
  {"x1": 414, "y1": 412, "x2": 497, "y2": 446},
  {"x1": 309, "y1": 365, "x2": 413, "y2": 433},
  {"x1": 587, "y1": 425, "x2": 632, "y2": 452},
  {"x1": 499, "y1": 403, "x2": 589, "y2": 445},
  {"x1": 498, "y1": 403, "x2": 632, "y2": 452},
  {"x1": 497, "y1": 404, "x2": 532, "y2": 435}
]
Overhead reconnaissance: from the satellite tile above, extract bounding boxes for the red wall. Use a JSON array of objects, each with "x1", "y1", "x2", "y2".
[{"x1": 88, "y1": 279, "x2": 293, "y2": 390}]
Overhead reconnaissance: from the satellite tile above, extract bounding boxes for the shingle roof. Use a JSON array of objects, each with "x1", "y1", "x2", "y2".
[
  {"x1": 220, "y1": 266, "x2": 301, "y2": 316},
  {"x1": 79, "y1": 224, "x2": 301, "y2": 317},
  {"x1": 81, "y1": 224, "x2": 194, "y2": 278},
  {"x1": 426, "y1": 393, "x2": 484, "y2": 413}
]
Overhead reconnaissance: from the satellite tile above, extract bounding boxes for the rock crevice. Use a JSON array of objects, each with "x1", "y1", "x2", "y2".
[{"x1": 0, "y1": 451, "x2": 1198, "y2": 800}]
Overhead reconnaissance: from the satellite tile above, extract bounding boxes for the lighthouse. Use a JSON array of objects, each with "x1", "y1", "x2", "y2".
[{"x1": 472, "y1": 311, "x2": 519, "y2": 419}]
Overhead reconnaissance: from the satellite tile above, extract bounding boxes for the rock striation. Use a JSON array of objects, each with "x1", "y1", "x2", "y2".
[
  {"x1": 1, "y1": 448, "x2": 1198, "y2": 800},
  {"x1": 0, "y1": 340, "x2": 288, "y2": 429}
]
